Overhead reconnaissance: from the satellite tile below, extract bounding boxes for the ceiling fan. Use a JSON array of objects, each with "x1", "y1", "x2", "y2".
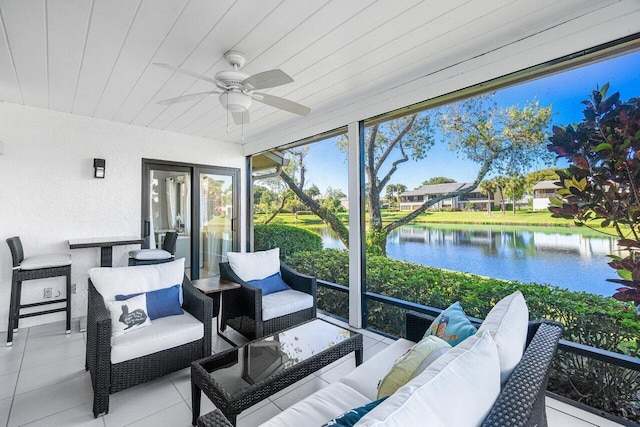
[{"x1": 154, "y1": 51, "x2": 310, "y2": 126}]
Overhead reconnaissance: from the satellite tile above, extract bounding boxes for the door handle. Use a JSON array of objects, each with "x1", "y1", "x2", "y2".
[
  {"x1": 144, "y1": 220, "x2": 151, "y2": 237},
  {"x1": 231, "y1": 218, "x2": 236, "y2": 232}
]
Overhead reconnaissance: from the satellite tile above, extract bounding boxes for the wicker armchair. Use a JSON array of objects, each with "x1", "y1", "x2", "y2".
[
  {"x1": 86, "y1": 273, "x2": 212, "y2": 417},
  {"x1": 219, "y1": 261, "x2": 316, "y2": 341}
]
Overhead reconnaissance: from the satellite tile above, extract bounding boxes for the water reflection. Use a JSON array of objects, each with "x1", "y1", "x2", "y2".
[{"x1": 311, "y1": 223, "x2": 620, "y2": 296}]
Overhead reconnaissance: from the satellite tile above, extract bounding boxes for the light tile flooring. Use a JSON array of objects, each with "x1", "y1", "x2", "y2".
[{"x1": 0, "y1": 314, "x2": 625, "y2": 427}]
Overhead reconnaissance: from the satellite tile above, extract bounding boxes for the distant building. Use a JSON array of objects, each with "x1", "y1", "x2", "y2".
[
  {"x1": 399, "y1": 182, "x2": 497, "y2": 211},
  {"x1": 532, "y1": 180, "x2": 560, "y2": 210}
]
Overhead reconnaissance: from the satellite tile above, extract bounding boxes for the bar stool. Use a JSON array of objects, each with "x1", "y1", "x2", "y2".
[
  {"x1": 128, "y1": 231, "x2": 178, "y2": 266},
  {"x1": 6, "y1": 237, "x2": 72, "y2": 346}
]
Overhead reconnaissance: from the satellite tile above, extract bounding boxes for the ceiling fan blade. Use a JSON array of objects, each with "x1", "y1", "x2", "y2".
[
  {"x1": 241, "y1": 69, "x2": 293, "y2": 90},
  {"x1": 253, "y1": 93, "x2": 310, "y2": 116},
  {"x1": 153, "y1": 63, "x2": 223, "y2": 86},
  {"x1": 156, "y1": 91, "x2": 218, "y2": 105},
  {"x1": 232, "y1": 110, "x2": 250, "y2": 125}
]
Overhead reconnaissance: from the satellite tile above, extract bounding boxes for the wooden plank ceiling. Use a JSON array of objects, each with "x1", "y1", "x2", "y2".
[{"x1": 0, "y1": 0, "x2": 637, "y2": 150}]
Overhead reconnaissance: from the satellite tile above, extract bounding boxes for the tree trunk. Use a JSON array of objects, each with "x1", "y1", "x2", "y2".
[
  {"x1": 263, "y1": 197, "x2": 286, "y2": 225},
  {"x1": 279, "y1": 171, "x2": 349, "y2": 247}
]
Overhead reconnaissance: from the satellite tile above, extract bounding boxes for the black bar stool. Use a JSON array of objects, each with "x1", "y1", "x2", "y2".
[
  {"x1": 128, "y1": 231, "x2": 178, "y2": 266},
  {"x1": 6, "y1": 236, "x2": 72, "y2": 346}
]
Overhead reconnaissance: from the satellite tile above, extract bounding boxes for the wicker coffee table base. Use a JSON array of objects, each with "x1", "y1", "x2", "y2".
[{"x1": 191, "y1": 322, "x2": 363, "y2": 426}]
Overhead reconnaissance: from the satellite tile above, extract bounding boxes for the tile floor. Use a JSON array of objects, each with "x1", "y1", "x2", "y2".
[{"x1": 0, "y1": 314, "x2": 625, "y2": 427}]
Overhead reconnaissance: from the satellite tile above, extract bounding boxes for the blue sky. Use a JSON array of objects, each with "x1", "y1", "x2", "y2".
[{"x1": 302, "y1": 50, "x2": 640, "y2": 194}]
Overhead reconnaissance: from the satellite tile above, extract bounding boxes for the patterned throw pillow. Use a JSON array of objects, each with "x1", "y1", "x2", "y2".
[
  {"x1": 377, "y1": 335, "x2": 451, "y2": 399},
  {"x1": 116, "y1": 284, "x2": 183, "y2": 320},
  {"x1": 423, "y1": 301, "x2": 477, "y2": 346},
  {"x1": 321, "y1": 397, "x2": 387, "y2": 427},
  {"x1": 105, "y1": 293, "x2": 151, "y2": 337}
]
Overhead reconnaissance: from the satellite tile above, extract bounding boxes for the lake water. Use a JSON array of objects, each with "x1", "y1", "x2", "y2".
[{"x1": 309, "y1": 224, "x2": 620, "y2": 297}]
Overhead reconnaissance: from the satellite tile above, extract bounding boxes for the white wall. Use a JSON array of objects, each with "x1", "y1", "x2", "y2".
[{"x1": 0, "y1": 102, "x2": 245, "y2": 332}]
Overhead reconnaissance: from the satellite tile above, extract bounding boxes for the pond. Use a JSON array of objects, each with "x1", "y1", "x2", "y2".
[{"x1": 307, "y1": 223, "x2": 620, "y2": 297}]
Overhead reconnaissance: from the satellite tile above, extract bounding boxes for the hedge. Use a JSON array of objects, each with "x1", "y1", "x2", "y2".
[{"x1": 254, "y1": 224, "x2": 322, "y2": 258}]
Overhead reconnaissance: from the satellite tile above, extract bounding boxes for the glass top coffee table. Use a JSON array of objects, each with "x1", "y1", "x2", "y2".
[{"x1": 190, "y1": 318, "x2": 363, "y2": 426}]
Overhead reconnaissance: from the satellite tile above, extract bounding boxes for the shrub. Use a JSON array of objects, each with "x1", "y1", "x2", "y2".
[
  {"x1": 254, "y1": 224, "x2": 322, "y2": 258},
  {"x1": 286, "y1": 248, "x2": 640, "y2": 422}
]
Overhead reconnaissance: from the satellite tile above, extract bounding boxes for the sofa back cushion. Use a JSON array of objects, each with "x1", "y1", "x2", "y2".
[
  {"x1": 476, "y1": 290, "x2": 529, "y2": 385},
  {"x1": 89, "y1": 258, "x2": 185, "y2": 302},
  {"x1": 356, "y1": 331, "x2": 500, "y2": 427},
  {"x1": 227, "y1": 248, "x2": 280, "y2": 281}
]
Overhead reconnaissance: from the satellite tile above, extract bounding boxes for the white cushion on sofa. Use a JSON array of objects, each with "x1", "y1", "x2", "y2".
[
  {"x1": 341, "y1": 338, "x2": 415, "y2": 401},
  {"x1": 476, "y1": 290, "x2": 529, "y2": 385},
  {"x1": 356, "y1": 331, "x2": 500, "y2": 427},
  {"x1": 89, "y1": 258, "x2": 185, "y2": 302},
  {"x1": 227, "y1": 248, "x2": 280, "y2": 281},
  {"x1": 262, "y1": 289, "x2": 314, "y2": 321},
  {"x1": 110, "y1": 311, "x2": 203, "y2": 364},
  {"x1": 260, "y1": 382, "x2": 370, "y2": 427}
]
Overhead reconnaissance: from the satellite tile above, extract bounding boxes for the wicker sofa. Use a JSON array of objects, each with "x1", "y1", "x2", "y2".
[
  {"x1": 198, "y1": 305, "x2": 563, "y2": 426},
  {"x1": 86, "y1": 259, "x2": 212, "y2": 417}
]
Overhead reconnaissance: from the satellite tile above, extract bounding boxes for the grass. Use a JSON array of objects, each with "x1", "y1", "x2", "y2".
[{"x1": 256, "y1": 209, "x2": 615, "y2": 228}]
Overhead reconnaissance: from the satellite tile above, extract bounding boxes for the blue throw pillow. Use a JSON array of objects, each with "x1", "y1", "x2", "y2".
[
  {"x1": 321, "y1": 397, "x2": 387, "y2": 426},
  {"x1": 116, "y1": 284, "x2": 183, "y2": 320},
  {"x1": 423, "y1": 301, "x2": 477, "y2": 346},
  {"x1": 248, "y1": 272, "x2": 290, "y2": 295}
]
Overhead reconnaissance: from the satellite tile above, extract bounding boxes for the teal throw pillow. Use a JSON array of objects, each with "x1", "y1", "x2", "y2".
[
  {"x1": 321, "y1": 397, "x2": 387, "y2": 427},
  {"x1": 424, "y1": 301, "x2": 477, "y2": 346},
  {"x1": 248, "y1": 272, "x2": 290, "y2": 295}
]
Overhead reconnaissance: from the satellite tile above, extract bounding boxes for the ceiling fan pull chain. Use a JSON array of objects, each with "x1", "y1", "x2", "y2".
[{"x1": 226, "y1": 108, "x2": 230, "y2": 133}]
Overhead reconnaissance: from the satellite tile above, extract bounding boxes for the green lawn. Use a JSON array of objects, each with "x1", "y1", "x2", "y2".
[{"x1": 257, "y1": 209, "x2": 609, "y2": 228}]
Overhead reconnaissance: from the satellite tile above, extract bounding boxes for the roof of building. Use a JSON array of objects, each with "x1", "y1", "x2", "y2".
[
  {"x1": 400, "y1": 182, "x2": 481, "y2": 197},
  {"x1": 532, "y1": 180, "x2": 561, "y2": 190}
]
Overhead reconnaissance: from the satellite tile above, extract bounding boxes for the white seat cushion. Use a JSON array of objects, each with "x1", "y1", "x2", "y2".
[
  {"x1": 260, "y1": 382, "x2": 370, "y2": 427},
  {"x1": 476, "y1": 290, "x2": 529, "y2": 385},
  {"x1": 129, "y1": 249, "x2": 172, "y2": 260},
  {"x1": 20, "y1": 253, "x2": 71, "y2": 270},
  {"x1": 261, "y1": 289, "x2": 314, "y2": 321},
  {"x1": 341, "y1": 338, "x2": 415, "y2": 401},
  {"x1": 356, "y1": 331, "x2": 500, "y2": 427},
  {"x1": 110, "y1": 311, "x2": 203, "y2": 364},
  {"x1": 227, "y1": 248, "x2": 280, "y2": 281},
  {"x1": 89, "y1": 258, "x2": 185, "y2": 302}
]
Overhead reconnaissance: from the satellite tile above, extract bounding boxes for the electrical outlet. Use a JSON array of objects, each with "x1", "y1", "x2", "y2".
[
  {"x1": 71, "y1": 283, "x2": 77, "y2": 294},
  {"x1": 43, "y1": 288, "x2": 52, "y2": 298}
]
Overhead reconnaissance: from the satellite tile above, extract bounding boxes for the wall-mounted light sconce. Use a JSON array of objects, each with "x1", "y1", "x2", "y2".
[{"x1": 93, "y1": 158, "x2": 105, "y2": 178}]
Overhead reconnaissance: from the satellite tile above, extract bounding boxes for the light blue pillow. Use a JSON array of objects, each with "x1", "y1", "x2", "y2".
[
  {"x1": 423, "y1": 301, "x2": 477, "y2": 346},
  {"x1": 116, "y1": 284, "x2": 183, "y2": 320},
  {"x1": 248, "y1": 272, "x2": 290, "y2": 295},
  {"x1": 321, "y1": 397, "x2": 387, "y2": 427}
]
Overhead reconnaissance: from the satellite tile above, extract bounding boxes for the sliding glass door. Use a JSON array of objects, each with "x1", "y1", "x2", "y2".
[
  {"x1": 142, "y1": 160, "x2": 239, "y2": 279},
  {"x1": 199, "y1": 171, "x2": 235, "y2": 278}
]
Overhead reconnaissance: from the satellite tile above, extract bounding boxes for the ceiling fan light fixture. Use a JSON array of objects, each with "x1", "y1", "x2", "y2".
[{"x1": 219, "y1": 92, "x2": 252, "y2": 112}]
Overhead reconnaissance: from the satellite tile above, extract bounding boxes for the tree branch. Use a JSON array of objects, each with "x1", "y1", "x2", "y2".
[
  {"x1": 374, "y1": 115, "x2": 416, "y2": 177},
  {"x1": 280, "y1": 170, "x2": 349, "y2": 247}
]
